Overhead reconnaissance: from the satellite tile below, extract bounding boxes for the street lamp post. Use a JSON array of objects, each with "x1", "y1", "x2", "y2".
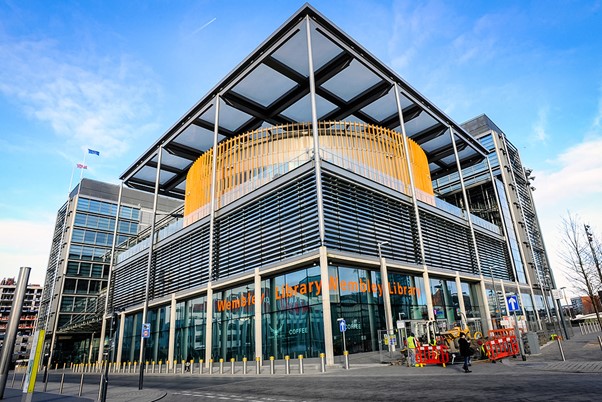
[{"x1": 100, "y1": 309, "x2": 122, "y2": 402}]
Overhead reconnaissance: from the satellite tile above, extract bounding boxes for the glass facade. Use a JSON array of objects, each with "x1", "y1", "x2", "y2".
[
  {"x1": 121, "y1": 313, "x2": 142, "y2": 363},
  {"x1": 430, "y1": 278, "x2": 481, "y2": 329},
  {"x1": 261, "y1": 267, "x2": 323, "y2": 360},
  {"x1": 145, "y1": 306, "x2": 170, "y2": 363},
  {"x1": 212, "y1": 284, "x2": 255, "y2": 361},
  {"x1": 59, "y1": 196, "x2": 141, "y2": 329},
  {"x1": 175, "y1": 295, "x2": 207, "y2": 362}
]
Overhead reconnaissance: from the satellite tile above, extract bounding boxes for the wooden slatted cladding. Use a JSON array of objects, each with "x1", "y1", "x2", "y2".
[{"x1": 184, "y1": 121, "x2": 434, "y2": 226}]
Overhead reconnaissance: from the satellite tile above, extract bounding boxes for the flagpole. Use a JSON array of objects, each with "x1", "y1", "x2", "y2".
[
  {"x1": 68, "y1": 164, "x2": 76, "y2": 195},
  {"x1": 79, "y1": 149, "x2": 88, "y2": 181}
]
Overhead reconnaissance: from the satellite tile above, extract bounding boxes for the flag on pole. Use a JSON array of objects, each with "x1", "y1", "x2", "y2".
[
  {"x1": 88, "y1": 149, "x2": 100, "y2": 156},
  {"x1": 77, "y1": 163, "x2": 88, "y2": 169}
]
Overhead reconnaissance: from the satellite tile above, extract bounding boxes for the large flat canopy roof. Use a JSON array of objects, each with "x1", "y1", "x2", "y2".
[{"x1": 121, "y1": 3, "x2": 488, "y2": 199}]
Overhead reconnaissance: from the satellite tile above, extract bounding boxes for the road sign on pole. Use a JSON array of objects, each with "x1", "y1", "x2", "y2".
[
  {"x1": 338, "y1": 319, "x2": 347, "y2": 333},
  {"x1": 506, "y1": 295, "x2": 520, "y2": 312},
  {"x1": 142, "y1": 323, "x2": 151, "y2": 339}
]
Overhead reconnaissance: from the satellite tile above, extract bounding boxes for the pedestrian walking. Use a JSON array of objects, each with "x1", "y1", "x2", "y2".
[
  {"x1": 458, "y1": 333, "x2": 472, "y2": 373},
  {"x1": 407, "y1": 332, "x2": 418, "y2": 367}
]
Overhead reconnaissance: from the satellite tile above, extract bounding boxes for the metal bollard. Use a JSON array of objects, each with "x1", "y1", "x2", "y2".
[
  {"x1": 285, "y1": 355, "x2": 290, "y2": 374},
  {"x1": 269, "y1": 356, "x2": 275, "y2": 374},
  {"x1": 256, "y1": 357, "x2": 261, "y2": 374},
  {"x1": 344, "y1": 350, "x2": 350, "y2": 370},
  {"x1": 133, "y1": 361, "x2": 137, "y2": 373},
  {"x1": 59, "y1": 373, "x2": 65, "y2": 394},
  {"x1": 158, "y1": 361, "x2": 162, "y2": 374},
  {"x1": 298, "y1": 355, "x2": 304, "y2": 374},
  {"x1": 209, "y1": 359, "x2": 214, "y2": 375},
  {"x1": 243, "y1": 357, "x2": 248, "y2": 374},
  {"x1": 320, "y1": 353, "x2": 326, "y2": 373},
  {"x1": 199, "y1": 359, "x2": 204, "y2": 375},
  {"x1": 152, "y1": 361, "x2": 155, "y2": 373},
  {"x1": 598, "y1": 336, "x2": 602, "y2": 352},
  {"x1": 181, "y1": 360, "x2": 186, "y2": 375},
  {"x1": 20, "y1": 372, "x2": 26, "y2": 388},
  {"x1": 190, "y1": 359, "x2": 194, "y2": 374},
  {"x1": 43, "y1": 373, "x2": 48, "y2": 392},
  {"x1": 78, "y1": 373, "x2": 85, "y2": 397},
  {"x1": 557, "y1": 338, "x2": 566, "y2": 361},
  {"x1": 11, "y1": 369, "x2": 16, "y2": 387},
  {"x1": 219, "y1": 358, "x2": 224, "y2": 374},
  {"x1": 231, "y1": 358, "x2": 236, "y2": 374}
]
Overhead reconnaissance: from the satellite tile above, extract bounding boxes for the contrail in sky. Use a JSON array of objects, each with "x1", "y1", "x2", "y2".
[{"x1": 191, "y1": 17, "x2": 217, "y2": 35}]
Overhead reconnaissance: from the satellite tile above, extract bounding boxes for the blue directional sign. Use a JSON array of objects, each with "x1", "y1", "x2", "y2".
[
  {"x1": 338, "y1": 319, "x2": 347, "y2": 332},
  {"x1": 506, "y1": 295, "x2": 520, "y2": 312}
]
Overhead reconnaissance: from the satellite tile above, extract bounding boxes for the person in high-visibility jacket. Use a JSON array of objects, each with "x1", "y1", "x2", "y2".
[{"x1": 407, "y1": 333, "x2": 418, "y2": 366}]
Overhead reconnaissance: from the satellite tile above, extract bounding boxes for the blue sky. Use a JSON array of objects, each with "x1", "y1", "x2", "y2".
[{"x1": 1, "y1": 0, "x2": 601, "y2": 297}]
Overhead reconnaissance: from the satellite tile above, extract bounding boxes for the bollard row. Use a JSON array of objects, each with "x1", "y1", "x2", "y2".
[
  {"x1": 41, "y1": 354, "x2": 333, "y2": 380},
  {"x1": 579, "y1": 321, "x2": 602, "y2": 335}
]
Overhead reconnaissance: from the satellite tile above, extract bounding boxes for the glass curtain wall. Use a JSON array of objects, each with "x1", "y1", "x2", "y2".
[
  {"x1": 174, "y1": 295, "x2": 207, "y2": 362},
  {"x1": 144, "y1": 306, "x2": 170, "y2": 363},
  {"x1": 329, "y1": 266, "x2": 385, "y2": 355},
  {"x1": 262, "y1": 266, "x2": 323, "y2": 360},
  {"x1": 120, "y1": 313, "x2": 141, "y2": 363},
  {"x1": 520, "y1": 292, "x2": 538, "y2": 331},
  {"x1": 212, "y1": 284, "x2": 255, "y2": 361}
]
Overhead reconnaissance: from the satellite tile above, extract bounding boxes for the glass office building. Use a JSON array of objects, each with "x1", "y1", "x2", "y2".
[
  {"x1": 38, "y1": 179, "x2": 181, "y2": 365},
  {"x1": 41, "y1": 5, "x2": 559, "y2": 368}
]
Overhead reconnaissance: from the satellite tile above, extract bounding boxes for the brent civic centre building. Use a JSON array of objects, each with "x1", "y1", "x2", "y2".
[{"x1": 93, "y1": 4, "x2": 557, "y2": 367}]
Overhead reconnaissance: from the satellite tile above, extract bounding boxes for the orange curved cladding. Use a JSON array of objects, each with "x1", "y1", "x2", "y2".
[{"x1": 184, "y1": 122, "x2": 434, "y2": 225}]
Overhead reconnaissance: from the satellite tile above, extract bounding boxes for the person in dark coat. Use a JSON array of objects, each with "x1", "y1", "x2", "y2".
[{"x1": 458, "y1": 333, "x2": 472, "y2": 373}]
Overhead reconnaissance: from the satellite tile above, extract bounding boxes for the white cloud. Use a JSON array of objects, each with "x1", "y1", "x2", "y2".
[
  {"x1": 532, "y1": 136, "x2": 602, "y2": 297},
  {"x1": 531, "y1": 106, "x2": 549, "y2": 143},
  {"x1": 0, "y1": 219, "x2": 55, "y2": 285},
  {"x1": 0, "y1": 32, "x2": 162, "y2": 158},
  {"x1": 534, "y1": 137, "x2": 602, "y2": 207}
]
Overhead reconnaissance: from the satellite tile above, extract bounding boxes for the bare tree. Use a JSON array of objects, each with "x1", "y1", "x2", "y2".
[{"x1": 559, "y1": 213, "x2": 602, "y2": 329}]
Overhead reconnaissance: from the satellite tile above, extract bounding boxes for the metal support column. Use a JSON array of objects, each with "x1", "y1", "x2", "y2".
[
  {"x1": 394, "y1": 84, "x2": 434, "y2": 321},
  {"x1": 138, "y1": 146, "x2": 162, "y2": 390}
]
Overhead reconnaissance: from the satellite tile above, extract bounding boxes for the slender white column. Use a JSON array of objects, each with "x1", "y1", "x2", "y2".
[
  {"x1": 168, "y1": 294, "x2": 176, "y2": 369},
  {"x1": 204, "y1": 97, "x2": 221, "y2": 366},
  {"x1": 479, "y1": 277, "x2": 494, "y2": 333},
  {"x1": 98, "y1": 182, "x2": 124, "y2": 363},
  {"x1": 139, "y1": 147, "x2": 162, "y2": 364},
  {"x1": 116, "y1": 311, "x2": 126, "y2": 365},
  {"x1": 254, "y1": 269, "x2": 262, "y2": 361},
  {"x1": 305, "y1": 15, "x2": 326, "y2": 246},
  {"x1": 449, "y1": 126, "x2": 482, "y2": 276},
  {"x1": 378, "y1": 245, "x2": 394, "y2": 351},
  {"x1": 454, "y1": 273, "x2": 467, "y2": 328},
  {"x1": 204, "y1": 288, "x2": 214, "y2": 366},
  {"x1": 394, "y1": 84, "x2": 434, "y2": 321},
  {"x1": 318, "y1": 246, "x2": 334, "y2": 365}
]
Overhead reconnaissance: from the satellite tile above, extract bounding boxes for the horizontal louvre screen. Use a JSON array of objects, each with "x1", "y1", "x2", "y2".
[
  {"x1": 322, "y1": 173, "x2": 419, "y2": 263},
  {"x1": 213, "y1": 172, "x2": 320, "y2": 280},
  {"x1": 475, "y1": 232, "x2": 513, "y2": 280},
  {"x1": 419, "y1": 210, "x2": 477, "y2": 274}
]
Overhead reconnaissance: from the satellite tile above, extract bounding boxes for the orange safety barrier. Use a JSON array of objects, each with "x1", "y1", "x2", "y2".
[
  {"x1": 483, "y1": 336, "x2": 519, "y2": 361},
  {"x1": 415, "y1": 345, "x2": 450, "y2": 367},
  {"x1": 488, "y1": 328, "x2": 516, "y2": 339}
]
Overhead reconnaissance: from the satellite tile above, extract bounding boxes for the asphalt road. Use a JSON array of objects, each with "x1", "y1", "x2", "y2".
[{"x1": 86, "y1": 363, "x2": 602, "y2": 402}]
